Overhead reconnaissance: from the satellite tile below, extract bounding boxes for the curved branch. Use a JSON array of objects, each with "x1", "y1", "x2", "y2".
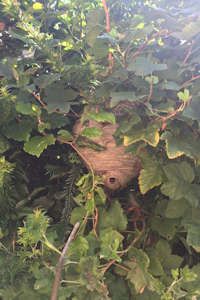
[{"x1": 50, "y1": 222, "x2": 80, "y2": 300}]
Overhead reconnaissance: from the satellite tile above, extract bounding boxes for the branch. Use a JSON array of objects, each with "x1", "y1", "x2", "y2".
[
  {"x1": 183, "y1": 40, "x2": 194, "y2": 64},
  {"x1": 31, "y1": 91, "x2": 46, "y2": 108},
  {"x1": 181, "y1": 74, "x2": 200, "y2": 88},
  {"x1": 102, "y1": 0, "x2": 114, "y2": 73},
  {"x1": 50, "y1": 222, "x2": 80, "y2": 300},
  {"x1": 125, "y1": 29, "x2": 170, "y2": 63}
]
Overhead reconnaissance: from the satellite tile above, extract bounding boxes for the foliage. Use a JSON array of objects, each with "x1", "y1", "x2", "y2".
[{"x1": 0, "y1": 0, "x2": 200, "y2": 299}]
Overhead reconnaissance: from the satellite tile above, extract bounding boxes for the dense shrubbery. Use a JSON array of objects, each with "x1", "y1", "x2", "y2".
[{"x1": 0, "y1": 0, "x2": 200, "y2": 299}]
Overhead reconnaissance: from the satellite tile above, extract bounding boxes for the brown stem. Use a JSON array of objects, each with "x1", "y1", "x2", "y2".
[
  {"x1": 31, "y1": 92, "x2": 46, "y2": 108},
  {"x1": 183, "y1": 40, "x2": 194, "y2": 64},
  {"x1": 126, "y1": 29, "x2": 170, "y2": 63},
  {"x1": 181, "y1": 74, "x2": 200, "y2": 88},
  {"x1": 50, "y1": 222, "x2": 80, "y2": 300},
  {"x1": 102, "y1": 0, "x2": 114, "y2": 73}
]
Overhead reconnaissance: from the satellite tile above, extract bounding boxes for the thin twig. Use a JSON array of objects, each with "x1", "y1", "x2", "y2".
[
  {"x1": 93, "y1": 207, "x2": 99, "y2": 237},
  {"x1": 125, "y1": 29, "x2": 170, "y2": 64},
  {"x1": 102, "y1": 0, "x2": 114, "y2": 73},
  {"x1": 50, "y1": 222, "x2": 80, "y2": 300},
  {"x1": 183, "y1": 40, "x2": 194, "y2": 64},
  {"x1": 181, "y1": 74, "x2": 200, "y2": 88},
  {"x1": 31, "y1": 91, "x2": 46, "y2": 108},
  {"x1": 147, "y1": 78, "x2": 153, "y2": 102}
]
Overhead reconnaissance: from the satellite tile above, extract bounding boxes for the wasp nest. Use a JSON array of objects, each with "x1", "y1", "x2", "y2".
[{"x1": 73, "y1": 119, "x2": 141, "y2": 190}]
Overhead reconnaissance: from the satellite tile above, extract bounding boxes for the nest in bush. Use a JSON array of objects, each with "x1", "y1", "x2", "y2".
[{"x1": 73, "y1": 120, "x2": 141, "y2": 191}]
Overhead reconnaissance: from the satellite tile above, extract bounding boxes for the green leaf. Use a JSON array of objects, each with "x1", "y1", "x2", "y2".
[
  {"x1": 186, "y1": 224, "x2": 200, "y2": 252},
  {"x1": 95, "y1": 186, "x2": 107, "y2": 205},
  {"x1": 160, "y1": 162, "x2": 199, "y2": 207},
  {"x1": 165, "y1": 198, "x2": 189, "y2": 219},
  {"x1": 145, "y1": 76, "x2": 159, "y2": 85},
  {"x1": 32, "y1": 2, "x2": 43, "y2": 10},
  {"x1": 139, "y1": 159, "x2": 163, "y2": 194},
  {"x1": 155, "y1": 239, "x2": 183, "y2": 270},
  {"x1": 68, "y1": 236, "x2": 89, "y2": 259},
  {"x1": 87, "y1": 112, "x2": 116, "y2": 124},
  {"x1": 163, "y1": 161, "x2": 195, "y2": 183},
  {"x1": 161, "y1": 130, "x2": 200, "y2": 162},
  {"x1": 124, "y1": 123, "x2": 160, "y2": 147},
  {"x1": 98, "y1": 201, "x2": 127, "y2": 231},
  {"x1": 81, "y1": 127, "x2": 102, "y2": 139},
  {"x1": 183, "y1": 96, "x2": 200, "y2": 122},
  {"x1": 44, "y1": 82, "x2": 78, "y2": 113},
  {"x1": 162, "y1": 81, "x2": 181, "y2": 91},
  {"x1": 125, "y1": 248, "x2": 150, "y2": 293},
  {"x1": 177, "y1": 89, "x2": 190, "y2": 102},
  {"x1": 110, "y1": 91, "x2": 138, "y2": 107},
  {"x1": 0, "y1": 135, "x2": 10, "y2": 154},
  {"x1": 17, "y1": 209, "x2": 49, "y2": 247},
  {"x1": 24, "y1": 135, "x2": 56, "y2": 158},
  {"x1": 150, "y1": 217, "x2": 179, "y2": 240},
  {"x1": 3, "y1": 118, "x2": 35, "y2": 142},
  {"x1": 79, "y1": 256, "x2": 103, "y2": 291},
  {"x1": 100, "y1": 228, "x2": 123, "y2": 261},
  {"x1": 127, "y1": 57, "x2": 167, "y2": 76},
  {"x1": 106, "y1": 274, "x2": 130, "y2": 300},
  {"x1": 70, "y1": 207, "x2": 87, "y2": 225},
  {"x1": 16, "y1": 102, "x2": 41, "y2": 116},
  {"x1": 57, "y1": 129, "x2": 73, "y2": 141},
  {"x1": 161, "y1": 182, "x2": 200, "y2": 207}
]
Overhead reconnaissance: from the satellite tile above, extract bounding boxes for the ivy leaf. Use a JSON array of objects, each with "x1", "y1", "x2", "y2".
[
  {"x1": 81, "y1": 127, "x2": 102, "y2": 139},
  {"x1": 161, "y1": 162, "x2": 199, "y2": 207},
  {"x1": 161, "y1": 130, "x2": 200, "y2": 162},
  {"x1": 124, "y1": 123, "x2": 160, "y2": 147},
  {"x1": 127, "y1": 57, "x2": 167, "y2": 76},
  {"x1": 163, "y1": 161, "x2": 195, "y2": 183},
  {"x1": 24, "y1": 135, "x2": 56, "y2": 158},
  {"x1": 139, "y1": 159, "x2": 163, "y2": 194},
  {"x1": 87, "y1": 112, "x2": 116, "y2": 124},
  {"x1": 100, "y1": 228, "x2": 123, "y2": 261},
  {"x1": 161, "y1": 182, "x2": 200, "y2": 207}
]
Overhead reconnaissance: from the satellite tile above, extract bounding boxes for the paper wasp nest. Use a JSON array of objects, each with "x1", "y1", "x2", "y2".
[{"x1": 73, "y1": 119, "x2": 141, "y2": 191}]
